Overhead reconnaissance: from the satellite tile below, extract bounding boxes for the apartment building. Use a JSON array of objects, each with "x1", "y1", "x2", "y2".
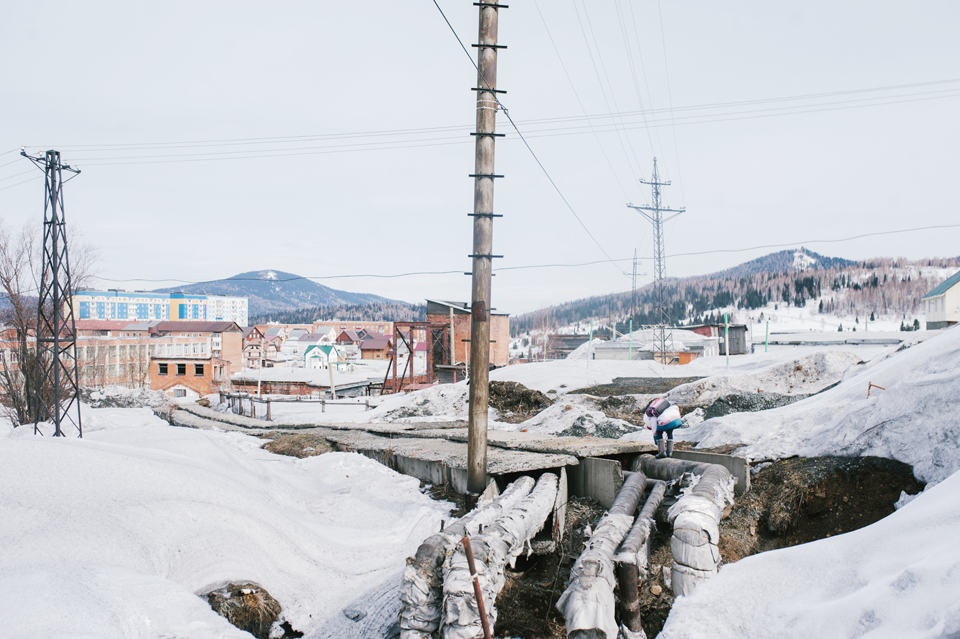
[
  {"x1": 73, "y1": 290, "x2": 248, "y2": 326},
  {"x1": 71, "y1": 320, "x2": 243, "y2": 398}
]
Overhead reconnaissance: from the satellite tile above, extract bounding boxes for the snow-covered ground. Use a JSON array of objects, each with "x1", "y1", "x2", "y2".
[
  {"x1": 0, "y1": 409, "x2": 450, "y2": 638},
  {"x1": 660, "y1": 466, "x2": 960, "y2": 639},
  {"x1": 677, "y1": 324, "x2": 960, "y2": 485}
]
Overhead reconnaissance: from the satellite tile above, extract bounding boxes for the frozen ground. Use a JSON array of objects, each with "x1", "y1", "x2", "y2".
[
  {"x1": 660, "y1": 466, "x2": 960, "y2": 639},
  {"x1": 0, "y1": 409, "x2": 450, "y2": 638}
]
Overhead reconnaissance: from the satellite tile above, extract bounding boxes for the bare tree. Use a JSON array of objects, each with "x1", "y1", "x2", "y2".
[{"x1": 0, "y1": 220, "x2": 96, "y2": 427}]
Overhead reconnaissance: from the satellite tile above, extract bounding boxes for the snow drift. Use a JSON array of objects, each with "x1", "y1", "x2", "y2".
[
  {"x1": 681, "y1": 326, "x2": 960, "y2": 484},
  {"x1": 0, "y1": 408, "x2": 450, "y2": 638},
  {"x1": 659, "y1": 467, "x2": 960, "y2": 639}
]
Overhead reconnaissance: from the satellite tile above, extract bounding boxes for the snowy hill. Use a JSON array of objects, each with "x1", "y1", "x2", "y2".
[
  {"x1": 154, "y1": 269, "x2": 402, "y2": 317},
  {"x1": 707, "y1": 247, "x2": 855, "y2": 279}
]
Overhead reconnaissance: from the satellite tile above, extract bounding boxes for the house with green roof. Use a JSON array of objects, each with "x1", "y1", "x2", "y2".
[
  {"x1": 304, "y1": 344, "x2": 342, "y2": 370},
  {"x1": 922, "y1": 270, "x2": 960, "y2": 330}
]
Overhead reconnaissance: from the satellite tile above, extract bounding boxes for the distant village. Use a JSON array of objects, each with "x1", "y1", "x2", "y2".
[{"x1": 2, "y1": 268, "x2": 957, "y2": 404}]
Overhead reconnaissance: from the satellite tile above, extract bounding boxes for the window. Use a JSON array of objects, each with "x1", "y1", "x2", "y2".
[
  {"x1": 194, "y1": 364, "x2": 204, "y2": 376},
  {"x1": 176, "y1": 344, "x2": 182, "y2": 356},
  {"x1": 177, "y1": 363, "x2": 186, "y2": 376},
  {"x1": 119, "y1": 345, "x2": 126, "y2": 358},
  {"x1": 174, "y1": 389, "x2": 186, "y2": 398},
  {"x1": 158, "y1": 363, "x2": 168, "y2": 375},
  {"x1": 166, "y1": 344, "x2": 173, "y2": 356},
  {"x1": 109, "y1": 346, "x2": 117, "y2": 357},
  {"x1": 108, "y1": 365, "x2": 116, "y2": 377},
  {"x1": 200, "y1": 343, "x2": 206, "y2": 354}
]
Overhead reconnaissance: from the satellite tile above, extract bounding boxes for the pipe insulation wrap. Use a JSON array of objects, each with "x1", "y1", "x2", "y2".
[
  {"x1": 614, "y1": 480, "x2": 666, "y2": 639},
  {"x1": 398, "y1": 476, "x2": 536, "y2": 639},
  {"x1": 556, "y1": 473, "x2": 648, "y2": 639},
  {"x1": 441, "y1": 473, "x2": 559, "y2": 639},
  {"x1": 631, "y1": 455, "x2": 735, "y2": 596}
]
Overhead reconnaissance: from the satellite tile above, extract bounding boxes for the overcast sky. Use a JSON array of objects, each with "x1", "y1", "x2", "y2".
[{"x1": 3, "y1": 1, "x2": 958, "y2": 315}]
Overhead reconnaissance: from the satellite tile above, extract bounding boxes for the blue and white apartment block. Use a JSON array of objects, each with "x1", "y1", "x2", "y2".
[{"x1": 74, "y1": 290, "x2": 249, "y2": 326}]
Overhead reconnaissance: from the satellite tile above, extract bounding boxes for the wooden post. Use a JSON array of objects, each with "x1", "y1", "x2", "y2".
[
  {"x1": 467, "y1": 0, "x2": 502, "y2": 497},
  {"x1": 267, "y1": 398, "x2": 272, "y2": 421}
]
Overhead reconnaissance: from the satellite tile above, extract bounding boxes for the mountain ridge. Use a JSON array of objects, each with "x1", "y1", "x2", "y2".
[{"x1": 153, "y1": 269, "x2": 403, "y2": 318}]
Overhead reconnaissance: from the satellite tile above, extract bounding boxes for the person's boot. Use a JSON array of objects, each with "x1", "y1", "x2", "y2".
[
  {"x1": 656, "y1": 439, "x2": 667, "y2": 459},
  {"x1": 666, "y1": 440, "x2": 674, "y2": 458}
]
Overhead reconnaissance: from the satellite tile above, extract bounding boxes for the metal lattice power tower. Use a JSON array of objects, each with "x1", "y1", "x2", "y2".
[
  {"x1": 22, "y1": 149, "x2": 83, "y2": 437},
  {"x1": 628, "y1": 158, "x2": 685, "y2": 364}
]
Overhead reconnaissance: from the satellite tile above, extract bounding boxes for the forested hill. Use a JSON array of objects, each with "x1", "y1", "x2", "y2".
[
  {"x1": 154, "y1": 270, "x2": 399, "y2": 317},
  {"x1": 250, "y1": 302, "x2": 425, "y2": 325},
  {"x1": 511, "y1": 250, "x2": 960, "y2": 335}
]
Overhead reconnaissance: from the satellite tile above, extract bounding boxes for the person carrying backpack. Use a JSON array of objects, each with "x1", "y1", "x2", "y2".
[{"x1": 642, "y1": 397, "x2": 682, "y2": 459}]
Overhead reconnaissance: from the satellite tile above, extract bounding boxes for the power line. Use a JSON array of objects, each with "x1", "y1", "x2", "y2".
[
  {"x1": 33, "y1": 87, "x2": 959, "y2": 169},
  {"x1": 533, "y1": 0, "x2": 635, "y2": 201},
  {"x1": 666, "y1": 223, "x2": 960, "y2": 259},
  {"x1": 429, "y1": 0, "x2": 625, "y2": 274},
  {"x1": 86, "y1": 220, "x2": 960, "y2": 287},
  {"x1": 656, "y1": 0, "x2": 685, "y2": 203}
]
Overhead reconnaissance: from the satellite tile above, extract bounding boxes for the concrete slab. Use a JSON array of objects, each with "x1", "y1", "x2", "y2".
[
  {"x1": 672, "y1": 450, "x2": 751, "y2": 496},
  {"x1": 315, "y1": 427, "x2": 579, "y2": 494},
  {"x1": 402, "y1": 428, "x2": 656, "y2": 458}
]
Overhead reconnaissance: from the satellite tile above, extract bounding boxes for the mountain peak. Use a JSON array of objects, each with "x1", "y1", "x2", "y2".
[{"x1": 154, "y1": 270, "x2": 401, "y2": 318}]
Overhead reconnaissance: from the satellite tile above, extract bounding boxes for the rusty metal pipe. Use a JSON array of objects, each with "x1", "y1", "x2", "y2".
[{"x1": 461, "y1": 536, "x2": 492, "y2": 639}]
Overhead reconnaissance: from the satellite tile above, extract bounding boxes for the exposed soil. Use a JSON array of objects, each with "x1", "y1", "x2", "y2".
[
  {"x1": 258, "y1": 432, "x2": 333, "y2": 458},
  {"x1": 489, "y1": 455, "x2": 924, "y2": 638},
  {"x1": 573, "y1": 376, "x2": 704, "y2": 397},
  {"x1": 489, "y1": 380, "x2": 553, "y2": 423},
  {"x1": 720, "y1": 456, "x2": 924, "y2": 561},
  {"x1": 206, "y1": 582, "x2": 288, "y2": 639},
  {"x1": 494, "y1": 496, "x2": 607, "y2": 639}
]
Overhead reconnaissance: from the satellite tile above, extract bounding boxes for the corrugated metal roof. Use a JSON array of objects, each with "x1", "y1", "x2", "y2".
[
  {"x1": 923, "y1": 270, "x2": 960, "y2": 299},
  {"x1": 153, "y1": 321, "x2": 240, "y2": 333},
  {"x1": 74, "y1": 320, "x2": 136, "y2": 330}
]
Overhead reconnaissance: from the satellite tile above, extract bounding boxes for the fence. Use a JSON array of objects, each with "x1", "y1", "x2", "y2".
[{"x1": 217, "y1": 392, "x2": 372, "y2": 421}]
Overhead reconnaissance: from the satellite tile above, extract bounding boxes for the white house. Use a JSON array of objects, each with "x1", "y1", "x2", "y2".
[
  {"x1": 304, "y1": 344, "x2": 341, "y2": 369},
  {"x1": 923, "y1": 271, "x2": 960, "y2": 330}
]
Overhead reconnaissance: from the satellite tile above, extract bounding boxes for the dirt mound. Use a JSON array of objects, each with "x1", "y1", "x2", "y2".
[
  {"x1": 720, "y1": 455, "x2": 925, "y2": 562},
  {"x1": 634, "y1": 455, "x2": 924, "y2": 637},
  {"x1": 573, "y1": 376, "x2": 704, "y2": 396},
  {"x1": 700, "y1": 391, "x2": 806, "y2": 419},
  {"x1": 259, "y1": 432, "x2": 332, "y2": 458},
  {"x1": 206, "y1": 583, "x2": 287, "y2": 639},
  {"x1": 489, "y1": 380, "x2": 552, "y2": 422}
]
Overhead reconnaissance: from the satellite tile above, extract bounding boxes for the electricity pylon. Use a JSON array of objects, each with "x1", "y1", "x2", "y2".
[
  {"x1": 628, "y1": 158, "x2": 685, "y2": 364},
  {"x1": 21, "y1": 149, "x2": 83, "y2": 437}
]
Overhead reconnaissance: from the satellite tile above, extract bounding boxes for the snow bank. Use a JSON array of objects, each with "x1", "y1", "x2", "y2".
[
  {"x1": 659, "y1": 468, "x2": 960, "y2": 638},
  {"x1": 495, "y1": 401, "x2": 640, "y2": 439},
  {"x1": 667, "y1": 350, "x2": 862, "y2": 406},
  {"x1": 0, "y1": 410, "x2": 450, "y2": 638},
  {"x1": 681, "y1": 327, "x2": 960, "y2": 484}
]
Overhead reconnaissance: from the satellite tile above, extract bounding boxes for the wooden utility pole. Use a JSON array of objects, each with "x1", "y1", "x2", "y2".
[{"x1": 467, "y1": 0, "x2": 506, "y2": 496}]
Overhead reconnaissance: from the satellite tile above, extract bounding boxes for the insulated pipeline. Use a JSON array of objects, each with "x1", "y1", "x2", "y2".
[
  {"x1": 615, "y1": 480, "x2": 667, "y2": 638},
  {"x1": 556, "y1": 472, "x2": 648, "y2": 639},
  {"x1": 441, "y1": 473, "x2": 559, "y2": 639},
  {"x1": 631, "y1": 455, "x2": 735, "y2": 596},
  {"x1": 399, "y1": 476, "x2": 535, "y2": 639}
]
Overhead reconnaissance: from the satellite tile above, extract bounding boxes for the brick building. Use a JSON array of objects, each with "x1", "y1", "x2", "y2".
[{"x1": 425, "y1": 299, "x2": 510, "y2": 367}]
